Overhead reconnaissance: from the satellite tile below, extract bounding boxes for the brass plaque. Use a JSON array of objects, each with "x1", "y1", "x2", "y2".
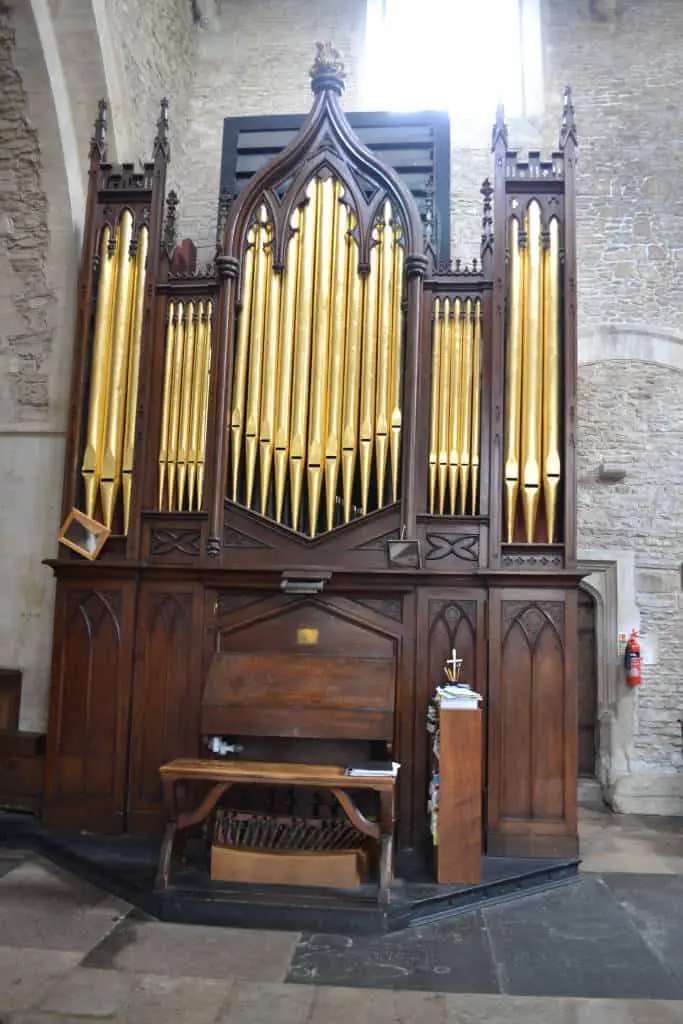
[{"x1": 297, "y1": 627, "x2": 319, "y2": 646}]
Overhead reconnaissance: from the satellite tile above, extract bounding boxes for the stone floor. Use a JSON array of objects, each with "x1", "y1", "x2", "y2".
[{"x1": 1, "y1": 806, "x2": 683, "y2": 1022}]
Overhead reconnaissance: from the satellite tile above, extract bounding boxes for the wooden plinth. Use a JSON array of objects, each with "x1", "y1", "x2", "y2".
[{"x1": 436, "y1": 708, "x2": 482, "y2": 885}]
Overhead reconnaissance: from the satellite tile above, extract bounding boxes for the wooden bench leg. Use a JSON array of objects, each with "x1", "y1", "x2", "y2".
[
  {"x1": 378, "y1": 789, "x2": 396, "y2": 903},
  {"x1": 155, "y1": 821, "x2": 177, "y2": 890}
]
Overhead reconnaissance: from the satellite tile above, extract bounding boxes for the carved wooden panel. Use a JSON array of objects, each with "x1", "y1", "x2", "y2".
[
  {"x1": 150, "y1": 528, "x2": 201, "y2": 559},
  {"x1": 127, "y1": 583, "x2": 204, "y2": 826},
  {"x1": 499, "y1": 599, "x2": 565, "y2": 822},
  {"x1": 44, "y1": 582, "x2": 135, "y2": 831}
]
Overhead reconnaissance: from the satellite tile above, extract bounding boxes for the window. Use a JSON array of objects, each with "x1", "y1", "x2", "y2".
[{"x1": 363, "y1": 0, "x2": 543, "y2": 122}]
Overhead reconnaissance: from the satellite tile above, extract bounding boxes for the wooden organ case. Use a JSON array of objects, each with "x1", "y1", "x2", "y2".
[{"x1": 44, "y1": 47, "x2": 580, "y2": 864}]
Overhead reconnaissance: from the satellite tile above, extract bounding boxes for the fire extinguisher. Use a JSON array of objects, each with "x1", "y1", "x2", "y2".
[{"x1": 625, "y1": 629, "x2": 641, "y2": 687}]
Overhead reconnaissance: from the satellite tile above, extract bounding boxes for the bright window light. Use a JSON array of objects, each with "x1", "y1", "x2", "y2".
[{"x1": 363, "y1": 0, "x2": 537, "y2": 120}]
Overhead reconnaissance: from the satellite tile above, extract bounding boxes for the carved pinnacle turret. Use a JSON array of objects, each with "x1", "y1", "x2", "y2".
[
  {"x1": 153, "y1": 97, "x2": 170, "y2": 159},
  {"x1": 559, "y1": 85, "x2": 578, "y2": 150},
  {"x1": 89, "y1": 99, "x2": 108, "y2": 160},
  {"x1": 480, "y1": 177, "x2": 493, "y2": 259},
  {"x1": 491, "y1": 104, "x2": 508, "y2": 152},
  {"x1": 163, "y1": 190, "x2": 179, "y2": 257}
]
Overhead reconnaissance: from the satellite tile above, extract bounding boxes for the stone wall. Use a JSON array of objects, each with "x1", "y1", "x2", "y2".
[
  {"x1": 177, "y1": 0, "x2": 365, "y2": 257},
  {"x1": 101, "y1": 0, "x2": 196, "y2": 174}
]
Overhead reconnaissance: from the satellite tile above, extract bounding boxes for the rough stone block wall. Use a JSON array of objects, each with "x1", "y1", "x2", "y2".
[{"x1": 102, "y1": 0, "x2": 196, "y2": 173}]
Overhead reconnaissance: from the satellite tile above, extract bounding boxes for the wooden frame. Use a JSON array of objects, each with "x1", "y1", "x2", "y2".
[
  {"x1": 43, "y1": 51, "x2": 581, "y2": 868},
  {"x1": 57, "y1": 509, "x2": 110, "y2": 561}
]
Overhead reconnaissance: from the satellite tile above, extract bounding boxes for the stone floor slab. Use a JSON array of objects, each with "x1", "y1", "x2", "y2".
[
  {"x1": 37, "y1": 966, "x2": 132, "y2": 1017},
  {"x1": 602, "y1": 873, "x2": 683, "y2": 985},
  {"x1": 310, "y1": 985, "x2": 447, "y2": 1024},
  {"x1": 218, "y1": 980, "x2": 316, "y2": 1024},
  {"x1": 0, "y1": 859, "x2": 130, "y2": 952},
  {"x1": 483, "y1": 876, "x2": 683, "y2": 1000},
  {"x1": 288, "y1": 914, "x2": 499, "y2": 993},
  {"x1": 0, "y1": 947, "x2": 82, "y2": 1014},
  {"x1": 444, "y1": 993, "x2": 576, "y2": 1023},
  {"x1": 82, "y1": 917, "x2": 299, "y2": 981}
]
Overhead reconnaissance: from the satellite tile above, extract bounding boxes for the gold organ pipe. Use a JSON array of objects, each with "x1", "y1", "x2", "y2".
[
  {"x1": 504, "y1": 217, "x2": 523, "y2": 542},
  {"x1": 458, "y1": 298, "x2": 474, "y2": 514},
  {"x1": 543, "y1": 217, "x2": 561, "y2": 542},
  {"x1": 244, "y1": 213, "x2": 270, "y2": 509},
  {"x1": 359, "y1": 225, "x2": 380, "y2": 513},
  {"x1": 389, "y1": 233, "x2": 404, "y2": 503},
  {"x1": 341, "y1": 222, "x2": 363, "y2": 524},
  {"x1": 158, "y1": 302, "x2": 176, "y2": 509},
  {"x1": 82, "y1": 225, "x2": 116, "y2": 519},
  {"x1": 100, "y1": 210, "x2": 135, "y2": 528},
  {"x1": 196, "y1": 302, "x2": 213, "y2": 509},
  {"x1": 521, "y1": 201, "x2": 544, "y2": 543},
  {"x1": 375, "y1": 201, "x2": 394, "y2": 509},
  {"x1": 448, "y1": 299, "x2": 463, "y2": 514},
  {"x1": 177, "y1": 301, "x2": 197, "y2": 510},
  {"x1": 437, "y1": 298, "x2": 452, "y2": 514},
  {"x1": 274, "y1": 208, "x2": 301, "y2": 523},
  {"x1": 307, "y1": 176, "x2": 335, "y2": 536},
  {"x1": 259, "y1": 262, "x2": 282, "y2": 516},
  {"x1": 167, "y1": 302, "x2": 186, "y2": 511},
  {"x1": 121, "y1": 224, "x2": 148, "y2": 533},
  {"x1": 428, "y1": 298, "x2": 441, "y2": 515},
  {"x1": 289, "y1": 179, "x2": 318, "y2": 531},
  {"x1": 470, "y1": 300, "x2": 482, "y2": 515},
  {"x1": 230, "y1": 226, "x2": 256, "y2": 501},
  {"x1": 325, "y1": 186, "x2": 349, "y2": 531},
  {"x1": 188, "y1": 300, "x2": 206, "y2": 510}
]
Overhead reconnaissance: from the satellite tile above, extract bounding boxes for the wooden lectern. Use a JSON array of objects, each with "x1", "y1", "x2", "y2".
[{"x1": 435, "y1": 707, "x2": 483, "y2": 885}]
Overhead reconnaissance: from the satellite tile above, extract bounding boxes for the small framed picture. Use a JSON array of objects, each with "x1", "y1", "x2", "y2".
[{"x1": 58, "y1": 508, "x2": 110, "y2": 561}]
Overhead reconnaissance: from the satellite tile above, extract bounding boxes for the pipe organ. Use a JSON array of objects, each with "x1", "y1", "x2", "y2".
[{"x1": 45, "y1": 49, "x2": 581, "y2": 871}]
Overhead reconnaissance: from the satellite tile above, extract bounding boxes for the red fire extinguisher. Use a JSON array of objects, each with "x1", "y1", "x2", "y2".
[{"x1": 625, "y1": 629, "x2": 641, "y2": 687}]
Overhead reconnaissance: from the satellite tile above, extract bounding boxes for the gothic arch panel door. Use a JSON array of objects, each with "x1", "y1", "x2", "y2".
[
  {"x1": 577, "y1": 588, "x2": 598, "y2": 777},
  {"x1": 415, "y1": 589, "x2": 488, "y2": 848}
]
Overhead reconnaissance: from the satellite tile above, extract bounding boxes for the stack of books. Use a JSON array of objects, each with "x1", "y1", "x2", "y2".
[{"x1": 436, "y1": 683, "x2": 482, "y2": 710}]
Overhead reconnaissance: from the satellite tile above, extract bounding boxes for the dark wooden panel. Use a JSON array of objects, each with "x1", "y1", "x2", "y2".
[
  {"x1": 44, "y1": 583, "x2": 136, "y2": 832},
  {"x1": 204, "y1": 652, "x2": 395, "y2": 710},
  {"x1": 127, "y1": 584, "x2": 204, "y2": 830},
  {"x1": 201, "y1": 707, "x2": 394, "y2": 741},
  {"x1": 488, "y1": 589, "x2": 578, "y2": 858},
  {"x1": 0, "y1": 670, "x2": 21, "y2": 731},
  {"x1": 414, "y1": 588, "x2": 487, "y2": 848},
  {"x1": 216, "y1": 598, "x2": 396, "y2": 660}
]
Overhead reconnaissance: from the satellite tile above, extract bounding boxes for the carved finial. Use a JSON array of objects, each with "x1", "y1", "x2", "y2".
[
  {"x1": 480, "y1": 177, "x2": 493, "y2": 258},
  {"x1": 89, "y1": 99, "x2": 108, "y2": 160},
  {"x1": 491, "y1": 103, "x2": 508, "y2": 152},
  {"x1": 423, "y1": 173, "x2": 434, "y2": 249},
  {"x1": 163, "y1": 190, "x2": 179, "y2": 257},
  {"x1": 559, "y1": 85, "x2": 578, "y2": 149},
  {"x1": 153, "y1": 97, "x2": 170, "y2": 158},
  {"x1": 216, "y1": 188, "x2": 234, "y2": 248},
  {"x1": 309, "y1": 42, "x2": 346, "y2": 95}
]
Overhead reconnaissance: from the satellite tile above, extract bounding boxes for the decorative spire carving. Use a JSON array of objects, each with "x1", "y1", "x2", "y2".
[
  {"x1": 480, "y1": 177, "x2": 493, "y2": 259},
  {"x1": 89, "y1": 99, "x2": 108, "y2": 161},
  {"x1": 423, "y1": 173, "x2": 434, "y2": 250},
  {"x1": 215, "y1": 188, "x2": 234, "y2": 249},
  {"x1": 163, "y1": 190, "x2": 179, "y2": 257},
  {"x1": 491, "y1": 103, "x2": 508, "y2": 152},
  {"x1": 153, "y1": 97, "x2": 170, "y2": 159},
  {"x1": 309, "y1": 42, "x2": 345, "y2": 95},
  {"x1": 559, "y1": 85, "x2": 578, "y2": 150}
]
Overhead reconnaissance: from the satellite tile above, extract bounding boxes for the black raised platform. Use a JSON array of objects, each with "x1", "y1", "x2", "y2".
[{"x1": 0, "y1": 812, "x2": 579, "y2": 934}]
